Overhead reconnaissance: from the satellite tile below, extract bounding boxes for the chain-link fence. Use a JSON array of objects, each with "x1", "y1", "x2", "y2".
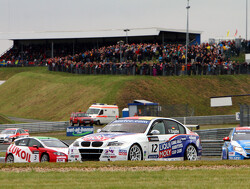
[
  {"x1": 240, "y1": 104, "x2": 250, "y2": 126},
  {"x1": 158, "y1": 104, "x2": 194, "y2": 117}
]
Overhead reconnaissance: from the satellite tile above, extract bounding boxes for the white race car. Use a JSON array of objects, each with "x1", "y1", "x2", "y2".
[{"x1": 68, "y1": 117, "x2": 202, "y2": 161}]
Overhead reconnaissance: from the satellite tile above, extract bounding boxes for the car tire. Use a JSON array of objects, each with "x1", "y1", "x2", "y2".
[
  {"x1": 6, "y1": 154, "x2": 14, "y2": 163},
  {"x1": 70, "y1": 121, "x2": 74, "y2": 126},
  {"x1": 41, "y1": 154, "x2": 49, "y2": 162},
  {"x1": 128, "y1": 144, "x2": 142, "y2": 161},
  {"x1": 77, "y1": 121, "x2": 81, "y2": 126},
  {"x1": 96, "y1": 120, "x2": 100, "y2": 125},
  {"x1": 184, "y1": 145, "x2": 197, "y2": 161}
]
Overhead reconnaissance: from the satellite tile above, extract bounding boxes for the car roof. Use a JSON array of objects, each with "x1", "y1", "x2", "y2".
[
  {"x1": 122, "y1": 116, "x2": 165, "y2": 121},
  {"x1": 235, "y1": 127, "x2": 250, "y2": 132},
  {"x1": 5, "y1": 128, "x2": 18, "y2": 130},
  {"x1": 31, "y1": 136, "x2": 58, "y2": 140}
]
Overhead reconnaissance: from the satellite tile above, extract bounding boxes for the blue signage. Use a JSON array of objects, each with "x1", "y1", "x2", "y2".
[{"x1": 66, "y1": 126, "x2": 94, "y2": 137}]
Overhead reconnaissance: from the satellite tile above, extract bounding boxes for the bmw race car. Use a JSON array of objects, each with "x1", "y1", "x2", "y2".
[
  {"x1": 5, "y1": 137, "x2": 69, "y2": 163},
  {"x1": 68, "y1": 117, "x2": 202, "y2": 162},
  {"x1": 222, "y1": 127, "x2": 250, "y2": 160},
  {"x1": 0, "y1": 128, "x2": 29, "y2": 144}
]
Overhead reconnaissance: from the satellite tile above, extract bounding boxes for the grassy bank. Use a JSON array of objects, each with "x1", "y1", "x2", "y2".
[{"x1": 0, "y1": 67, "x2": 249, "y2": 121}]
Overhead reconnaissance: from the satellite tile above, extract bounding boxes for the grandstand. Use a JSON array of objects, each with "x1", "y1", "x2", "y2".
[{"x1": 1, "y1": 27, "x2": 201, "y2": 59}]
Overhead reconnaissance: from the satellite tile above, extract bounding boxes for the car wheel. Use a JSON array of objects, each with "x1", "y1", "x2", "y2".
[
  {"x1": 6, "y1": 154, "x2": 14, "y2": 163},
  {"x1": 70, "y1": 121, "x2": 74, "y2": 126},
  {"x1": 96, "y1": 120, "x2": 100, "y2": 125},
  {"x1": 184, "y1": 145, "x2": 197, "y2": 161},
  {"x1": 128, "y1": 144, "x2": 142, "y2": 161},
  {"x1": 41, "y1": 154, "x2": 49, "y2": 162},
  {"x1": 78, "y1": 121, "x2": 81, "y2": 126}
]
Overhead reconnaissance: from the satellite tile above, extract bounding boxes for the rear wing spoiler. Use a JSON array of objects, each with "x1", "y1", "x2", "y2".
[{"x1": 184, "y1": 125, "x2": 200, "y2": 131}]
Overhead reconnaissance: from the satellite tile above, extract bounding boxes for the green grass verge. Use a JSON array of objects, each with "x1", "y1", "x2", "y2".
[
  {"x1": 0, "y1": 168, "x2": 249, "y2": 189},
  {"x1": 0, "y1": 161, "x2": 250, "y2": 188},
  {"x1": 0, "y1": 152, "x2": 5, "y2": 157},
  {"x1": 0, "y1": 114, "x2": 15, "y2": 124},
  {"x1": 199, "y1": 123, "x2": 237, "y2": 130},
  {"x1": 0, "y1": 67, "x2": 249, "y2": 121}
]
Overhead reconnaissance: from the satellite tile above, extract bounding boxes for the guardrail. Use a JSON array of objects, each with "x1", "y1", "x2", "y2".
[
  {"x1": 173, "y1": 115, "x2": 239, "y2": 125},
  {"x1": 196, "y1": 128, "x2": 233, "y2": 156},
  {"x1": 0, "y1": 121, "x2": 69, "y2": 133}
]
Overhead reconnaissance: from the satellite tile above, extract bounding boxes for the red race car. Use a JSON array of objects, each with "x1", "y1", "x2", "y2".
[
  {"x1": 5, "y1": 136, "x2": 68, "y2": 163},
  {"x1": 70, "y1": 112, "x2": 94, "y2": 126},
  {"x1": 0, "y1": 128, "x2": 29, "y2": 144}
]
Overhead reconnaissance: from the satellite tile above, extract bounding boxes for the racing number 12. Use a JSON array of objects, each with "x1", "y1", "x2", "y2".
[{"x1": 152, "y1": 144, "x2": 158, "y2": 152}]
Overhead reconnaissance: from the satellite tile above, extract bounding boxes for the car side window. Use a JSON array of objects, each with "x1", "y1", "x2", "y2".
[
  {"x1": 151, "y1": 120, "x2": 165, "y2": 134},
  {"x1": 177, "y1": 123, "x2": 186, "y2": 134},
  {"x1": 164, "y1": 120, "x2": 180, "y2": 134},
  {"x1": 17, "y1": 129, "x2": 21, "y2": 134},
  {"x1": 28, "y1": 139, "x2": 43, "y2": 148},
  {"x1": 15, "y1": 138, "x2": 29, "y2": 146},
  {"x1": 99, "y1": 110, "x2": 103, "y2": 115},
  {"x1": 20, "y1": 129, "x2": 25, "y2": 134}
]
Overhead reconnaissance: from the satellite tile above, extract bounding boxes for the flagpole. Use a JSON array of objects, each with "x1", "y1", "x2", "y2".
[
  {"x1": 185, "y1": 0, "x2": 190, "y2": 66},
  {"x1": 247, "y1": 0, "x2": 248, "y2": 41}
]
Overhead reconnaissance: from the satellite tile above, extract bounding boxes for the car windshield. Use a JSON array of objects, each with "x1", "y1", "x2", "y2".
[
  {"x1": 101, "y1": 119, "x2": 150, "y2": 133},
  {"x1": 233, "y1": 132, "x2": 250, "y2": 141},
  {"x1": 1, "y1": 130, "x2": 15, "y2": 134},
  {"x1": 86, "y1": 108, "x2": 100, "y2": 114},
  {"x1": 41, "y1": 139, "x2": 68, "y2": 148},
  {"x1": 76, "y1": 113, "x2": 89, "y2": 117}
]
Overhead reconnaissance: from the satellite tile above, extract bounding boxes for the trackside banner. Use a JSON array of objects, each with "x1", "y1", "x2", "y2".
[{"x1": 66, "y1": 126, "x2": 94, "y2": 137}]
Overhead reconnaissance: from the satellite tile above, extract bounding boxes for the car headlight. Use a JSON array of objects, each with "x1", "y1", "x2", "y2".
[
  {"x1": 107, "y1": 141, "x2": 124, "y2": 146},
  {"x1": 233, "y1": 146, "x2": 244, "y2": 153},
  {"x1": 53, "y1": 152, "x2": 66, "y2": 156}
]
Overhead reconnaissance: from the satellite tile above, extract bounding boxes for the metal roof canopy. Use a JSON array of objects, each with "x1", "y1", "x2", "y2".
[
  {"x1": 128, "y1": 100, "x2": 159, "y2": 106},
  {"x1": 0, "y1": 27, "x2": 202, "y2": 40}
]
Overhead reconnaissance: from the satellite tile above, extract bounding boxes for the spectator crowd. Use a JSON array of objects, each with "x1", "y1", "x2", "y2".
[{"x1": 1, "y1": 40, "x2": 250, "y2": 76}]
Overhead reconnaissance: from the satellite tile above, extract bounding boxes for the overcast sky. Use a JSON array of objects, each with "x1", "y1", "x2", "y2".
[{"x1": 0, "y1": 0, "x2": 249, "y2": 46}]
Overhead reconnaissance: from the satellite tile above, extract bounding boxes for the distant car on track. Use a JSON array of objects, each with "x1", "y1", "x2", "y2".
[
  {"x1": 222, "y1": 127, "x2": 250, "y2": 160},
  {"x1": 0, "y1": 128, "x2": 29, "y2": 144},
  {"x1": 70, "y1": 112, "x2": 94, "y2": 126},
  {"x1": 5, "y1": 136, "x2": 69, "y2": 163},
  {"x1": 68, "y1": 117, "x2": 202, "y2": 162}
]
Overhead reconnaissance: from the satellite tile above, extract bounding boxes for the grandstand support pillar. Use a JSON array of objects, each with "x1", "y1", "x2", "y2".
[
  {"x1": 162, "y1": 32, "x2": 164, "y2": 45},
  {"x1": 124, "y1": 29, "x2": 130, "y2": 44},
  {"x1": 51, "y1": 41, "x2": 54, "y2": 58},
  {"x1": 73, "y1": 41, "x2": 75, "y2": 56}
]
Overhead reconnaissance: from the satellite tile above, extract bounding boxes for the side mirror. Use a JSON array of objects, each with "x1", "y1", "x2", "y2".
[
  {"x1": 97, "y1": 129, "x2": 101, "y2": 133},
  {"x1": 223, "y1": 136, "x2": 230, "y2": 141},
  {"x1": 16, "y1": 133, "x2": 20, "y2": 136},
  {"x1": 33, "y1": 145, "x2": 39, "y2": 149},
  {"x1": 150, "y1": 130, "x2": 160, "y2": 135}
]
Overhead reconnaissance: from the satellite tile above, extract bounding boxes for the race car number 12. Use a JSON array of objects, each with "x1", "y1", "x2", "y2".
[{"x1": 152, "y1": 144, "x2": 158, "y2": 152}]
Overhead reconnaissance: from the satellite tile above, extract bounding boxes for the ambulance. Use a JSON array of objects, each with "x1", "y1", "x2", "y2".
[{"x1": 86, "y1": 104, "x2": 119, "y2": 125}]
